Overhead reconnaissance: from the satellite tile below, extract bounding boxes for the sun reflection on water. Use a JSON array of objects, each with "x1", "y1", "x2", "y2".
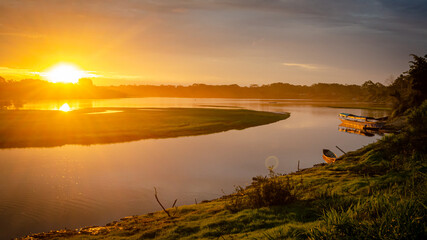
[{"x1": 59, "y1": 103, "x2": 71, "y2": 112}]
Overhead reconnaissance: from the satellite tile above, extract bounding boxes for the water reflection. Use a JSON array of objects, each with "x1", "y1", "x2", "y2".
[
  {"x1": 0, "y1": 99, "x2": 24, "y2": 109},
  {"x1": 337, "y1": 122, "x2": 388, "y2": 137},
  {"x1": 58, "y1": 103, "x2": 72, "y2": 112},
  {"x1": 86, "y1": 110, "x2": 123, "y2": 114},
  {"x1": 2, "y1": 99, "x2": 93, "y2": 111}
]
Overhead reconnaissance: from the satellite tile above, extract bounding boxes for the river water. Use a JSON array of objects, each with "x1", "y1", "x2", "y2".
[{"x1": 0, "y1": 98, "x2": 389, "y2": 239}]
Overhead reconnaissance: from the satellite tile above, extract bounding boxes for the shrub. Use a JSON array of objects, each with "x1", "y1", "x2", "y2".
[{"x1": 226, "y1": 171, "x2": 298, "y2": 212}]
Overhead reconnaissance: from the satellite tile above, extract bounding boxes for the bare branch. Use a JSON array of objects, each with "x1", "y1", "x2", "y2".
[{"x1": 154, "y1": 187, "x2": 171, "y2": 217}]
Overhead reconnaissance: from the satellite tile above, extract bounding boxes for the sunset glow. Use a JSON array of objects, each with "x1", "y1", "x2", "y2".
[{"x1": 42, "y1": 63, "x2": 93, "y2": 84}]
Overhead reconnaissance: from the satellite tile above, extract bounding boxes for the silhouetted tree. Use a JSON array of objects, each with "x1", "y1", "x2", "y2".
[
  {"x1": 408, "y1": 54, "x2": 427, "y2": 105},
  {"x1": 78, "y1": 78, "x2": 94, "y2": 86},
  {"x1": 390, "y1": 54, "x2": 427, "y2": 116}
]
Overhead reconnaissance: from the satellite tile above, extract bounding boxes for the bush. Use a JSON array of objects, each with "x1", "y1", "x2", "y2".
[
  {"x1": 247, "y1": 175, "x2": 297, "y2": 208},
  {"x1": 226, "y1": 171, "x2": 298, "y2": 212}
]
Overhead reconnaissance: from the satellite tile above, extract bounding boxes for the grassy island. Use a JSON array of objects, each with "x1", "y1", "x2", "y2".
[{"x1": 0, "y1": 108, "x2": 289, "y2": 148}]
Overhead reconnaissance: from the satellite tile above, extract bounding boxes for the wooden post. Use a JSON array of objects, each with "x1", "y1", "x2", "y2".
[{"x1": 298, "y1": 160, "x2": 300, "y2": 171}]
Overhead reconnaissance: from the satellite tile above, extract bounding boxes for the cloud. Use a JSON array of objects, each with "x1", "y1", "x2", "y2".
[
  {"x1": 0, "y1": 65, "x2": 145, "y2": 83},
  {"x1": 0, "y1": 0, "x2": 426, "y2": 85},
  {"x1": 0, "y1": 32, "x2": 46, "y2": 39},
  {"x1": 0, "y1": 66, "x2": 32, "y2": 74},
  {"x1": 99, "y1": 73, "x2": 144, "y2": 80},
  {"x1": 282, "y1": 63, "x2": 323, "y2": 71},
  {"x1": 88, "y1": 71, "x2": 147, "y2": 81},
  {"x1": 2, "y1": 1, "x2": 426, "y2": 32},
  {"x1": 0, "y1": 66, "x2": 42, "y2": 80}
]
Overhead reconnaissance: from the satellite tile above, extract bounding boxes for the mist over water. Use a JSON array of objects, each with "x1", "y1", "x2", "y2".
[{"x1": 0, "y1": 98, "x2": 389, "y2": 239}]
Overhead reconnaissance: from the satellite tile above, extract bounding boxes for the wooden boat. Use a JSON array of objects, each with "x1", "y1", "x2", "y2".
[
  {"x1": 323, "y1": 149, "x2": 337, "y2": 164},
  {"x1": 338, "y1": 113, "x2": 387, "y2": 129}
]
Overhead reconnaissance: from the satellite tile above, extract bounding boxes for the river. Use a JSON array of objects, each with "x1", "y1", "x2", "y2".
[{"x1": 0, "y1": 98, "x2": 389, "y2": 239}]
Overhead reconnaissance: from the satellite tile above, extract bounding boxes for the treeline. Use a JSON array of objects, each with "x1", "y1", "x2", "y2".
[
  {"x1": 107, "y1": 82, "x2": 381, "y2": 100},
  {"x1": 1, "y1": 54, "x2": 425, "y2": 108},
  {"x1": 0, "y1": 78, "x2": 391, "y2": 102},
  {"x1": 0, "y1": 78, "x2": 125, "y2": 100},
  {"x1": 388, "y1": 54, "x2": 427, "y2": 116}
]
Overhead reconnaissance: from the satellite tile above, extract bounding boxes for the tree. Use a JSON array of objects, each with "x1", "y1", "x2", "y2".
[
  {"x1": 390, "y1": 54, "x2": 427, "y2": 116},
  {"x1": 78, "y1": 78, "x2": 93, "y2": 86},
  {"x1": 408, "y1": 54, "x2": 427, "y2": 106}
]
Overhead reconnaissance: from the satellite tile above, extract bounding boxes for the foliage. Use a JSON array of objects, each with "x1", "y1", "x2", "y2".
[
  {"x1": 0, "y1": 77, "x2": 392, "y2": 102},
  {"x1": 390, "y1": 54, "x2": 427, "y2": 116},
  {"x1": 309, "y1": 196, "x2": 426, "y2": 240},
  {"x1": 307, "y1": 99, "x2": 427, "y2": 240},
  {"x1": 226, "y1": 171, "x2": 298, "y2": 212}
]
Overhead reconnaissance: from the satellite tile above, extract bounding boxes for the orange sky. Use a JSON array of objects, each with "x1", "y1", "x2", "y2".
[{"x1": 0, "y1": 0, "x2": 426, "y2": 86}]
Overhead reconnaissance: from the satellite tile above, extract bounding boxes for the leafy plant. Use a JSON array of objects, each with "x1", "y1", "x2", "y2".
[{"x1": 226, "y1": 170, "x2": 299, "y2": 212}]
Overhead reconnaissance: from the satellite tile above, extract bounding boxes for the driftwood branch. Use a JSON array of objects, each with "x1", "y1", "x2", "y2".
[{"x1": 154, "y1": 187, "x2": 171, "y2": 217}]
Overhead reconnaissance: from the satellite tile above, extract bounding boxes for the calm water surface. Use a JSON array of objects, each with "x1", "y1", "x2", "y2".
[{"x1": 0, "y1": 98, "x2": 390, "y2": 239}]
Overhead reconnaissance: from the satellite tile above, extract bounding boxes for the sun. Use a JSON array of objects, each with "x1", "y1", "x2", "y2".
[{"x1": 42, "y1": 63, "x2": 92, "y2": 83}]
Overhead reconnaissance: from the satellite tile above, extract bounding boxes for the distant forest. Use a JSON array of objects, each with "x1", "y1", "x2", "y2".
[
  {"x1": 0, "y1": 78, "x2": 392, "y2": 101},
  {"x1": 1, "y1": 55, "x2": 426, "y2": 111}
]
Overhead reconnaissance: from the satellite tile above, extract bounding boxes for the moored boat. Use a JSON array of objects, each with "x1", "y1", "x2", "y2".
[
  {"x1": 338, "y1": 113, "x2": 387, "y2": 129},
  {"x1": 322, "y1": 149, "x2": 337, "y2": 164}
]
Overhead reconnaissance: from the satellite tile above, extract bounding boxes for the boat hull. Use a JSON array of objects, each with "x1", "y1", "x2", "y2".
[
  {"x1": 339, "y1": 119, "x2": 384, "y2": 129},
  {"x1": 322, "y1": 155, "x2": 336, "y2": 164},
  {"x1": 322, "y1": 149, "x2": 337, "y2": 164}
]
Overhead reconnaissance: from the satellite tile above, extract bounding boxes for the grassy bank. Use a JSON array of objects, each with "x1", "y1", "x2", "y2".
[
  {"x1": 20, "y1": 103, "x2": 426, "y2": 239},
  {"x1": 0, "y1": 108, "x2": 289, "y2": 148}
]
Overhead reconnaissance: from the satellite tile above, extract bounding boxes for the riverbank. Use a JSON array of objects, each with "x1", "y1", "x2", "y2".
[
  {"x1": 0, "y1": 108, "x2": 289, "y2": 148},
  {"x1": 19, "y1": 103, "x2": 426, "y2": 239}
]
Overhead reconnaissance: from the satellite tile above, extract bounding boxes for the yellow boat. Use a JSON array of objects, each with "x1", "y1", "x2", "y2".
[
  {"x1": 322, "y1": 149, "x2": 337, "y2": 164},
  {"x1": 338, "y1": 113, "x2": 386, "y2": 129}
]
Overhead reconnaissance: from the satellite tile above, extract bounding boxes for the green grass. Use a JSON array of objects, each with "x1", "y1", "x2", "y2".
[
  {"x1": 0, "y1": 107, "x2": 289, "y2": 148},
  {"x1": 19, "y1": 103, "x2": 427, "y2": 239}
]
